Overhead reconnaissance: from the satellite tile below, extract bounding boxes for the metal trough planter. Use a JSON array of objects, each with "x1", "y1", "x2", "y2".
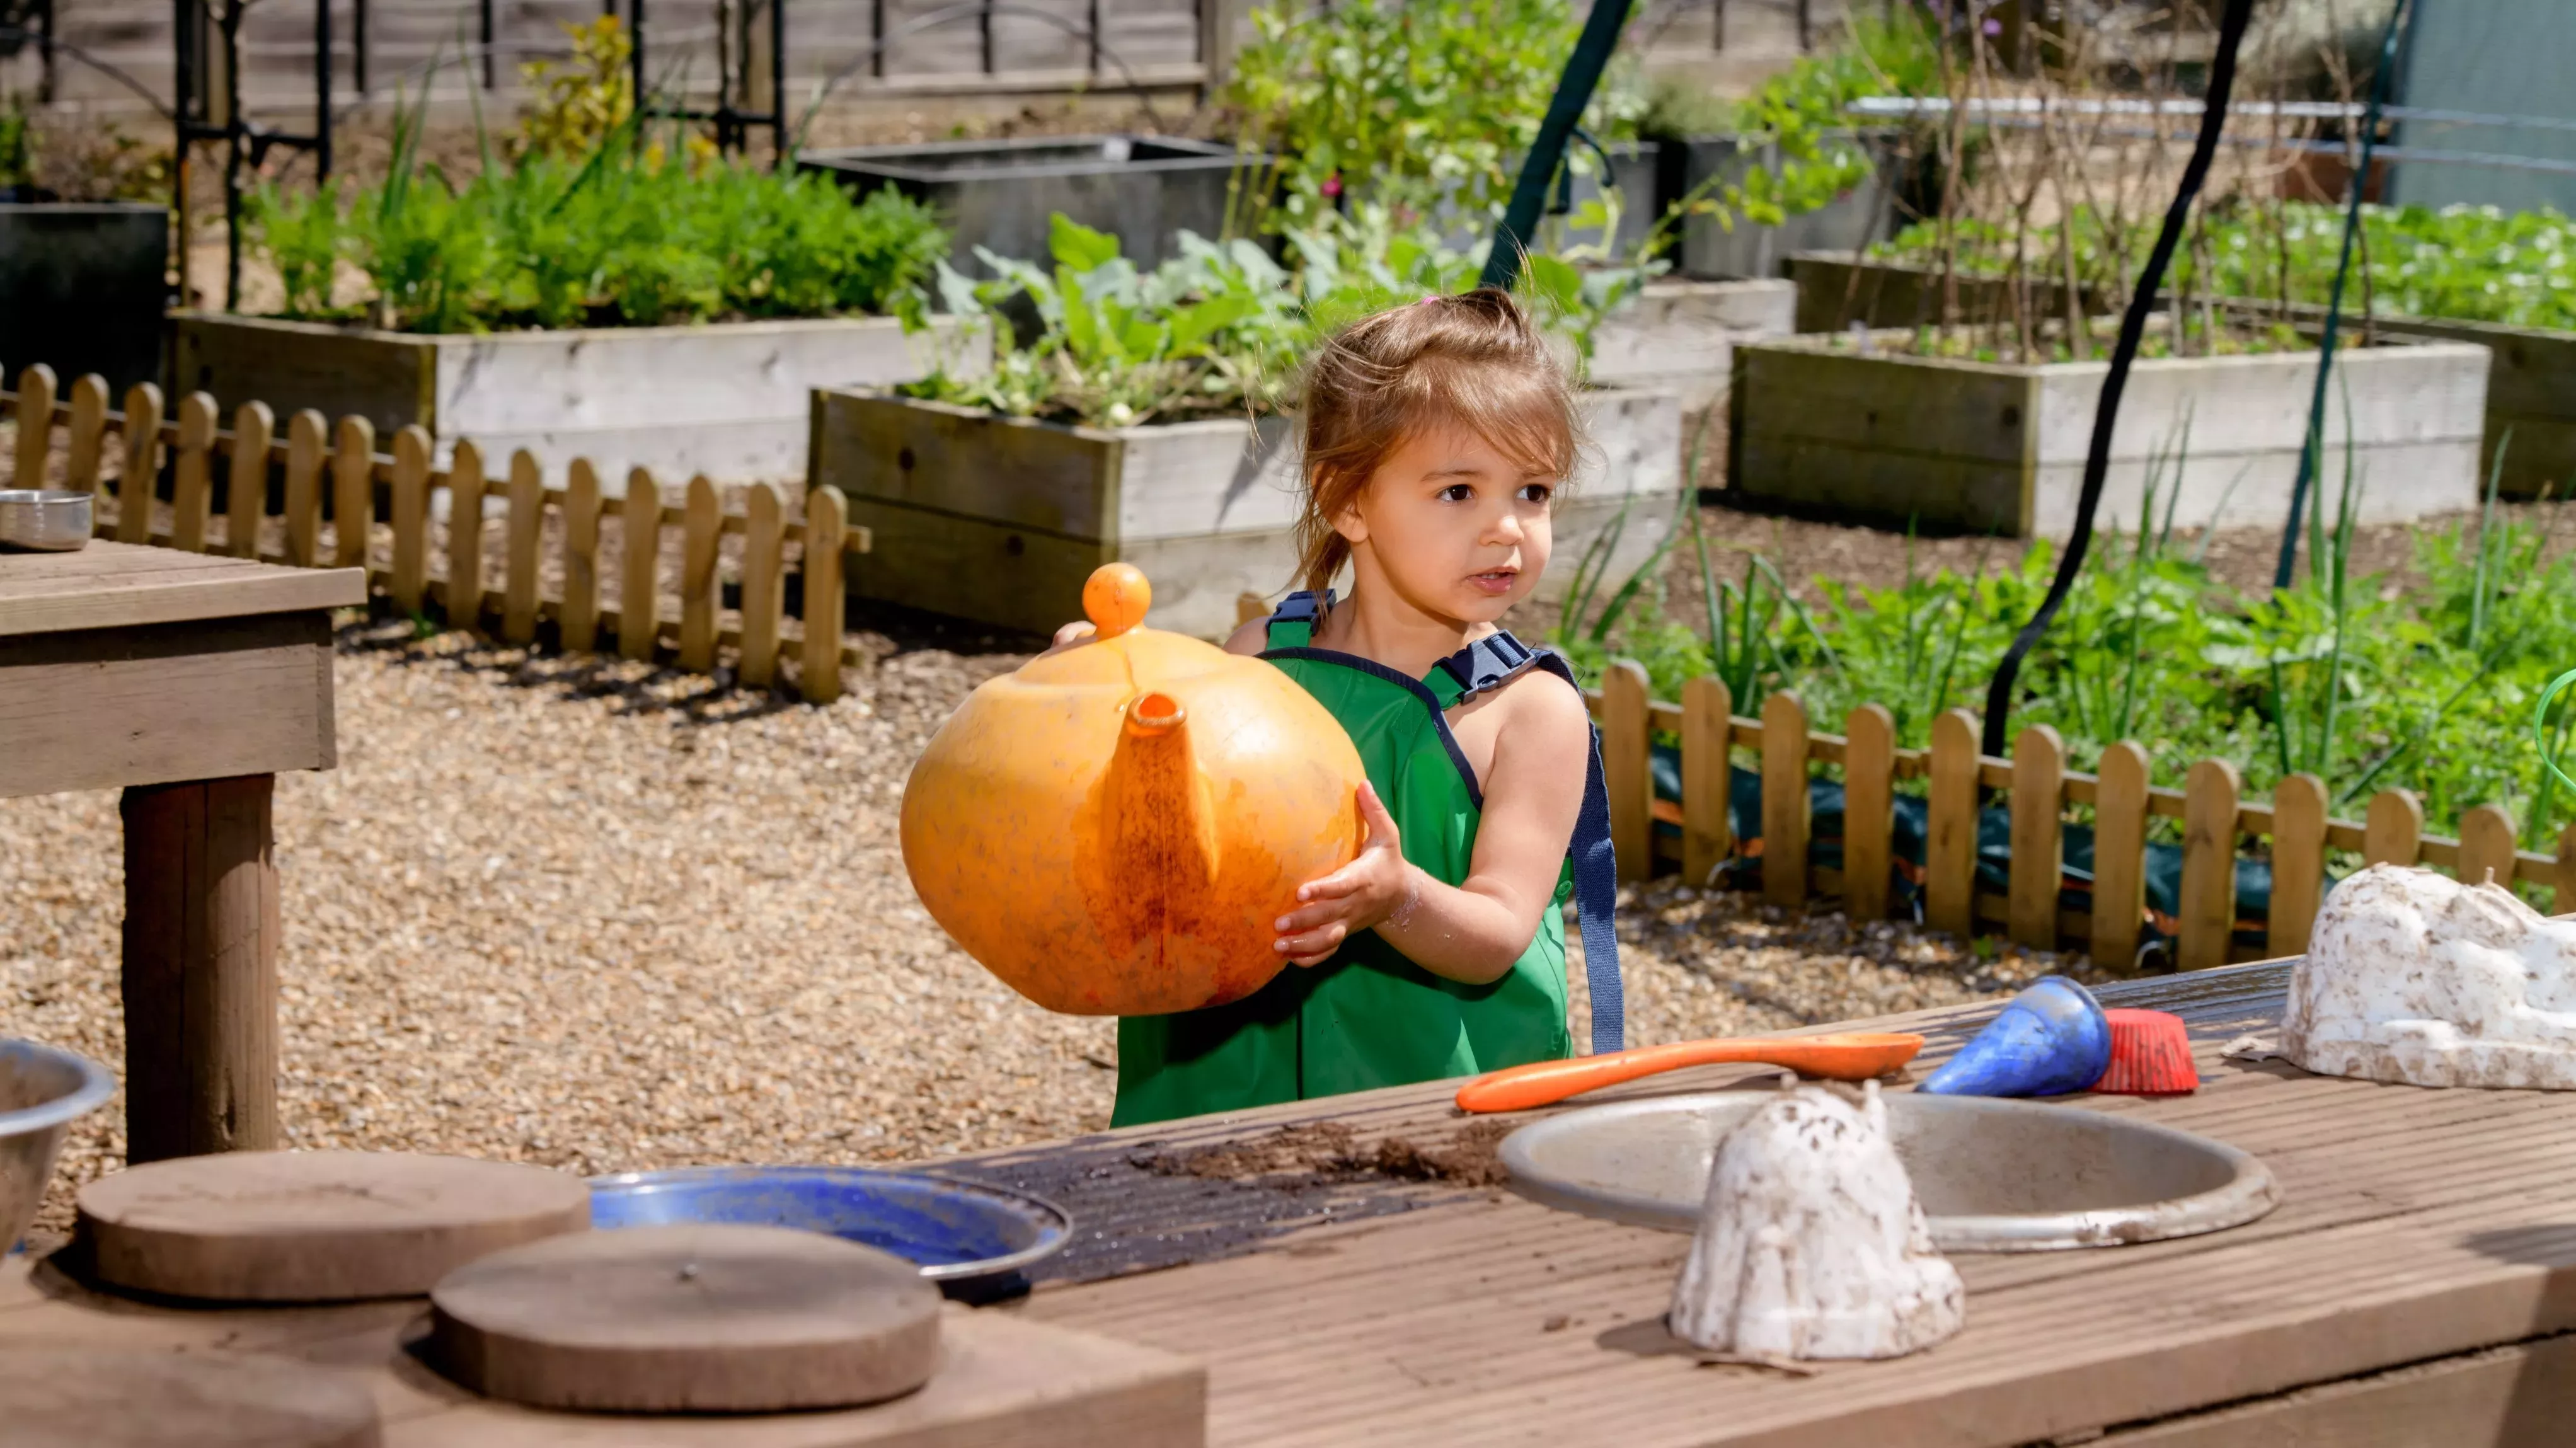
[{"x1": 0, "y1": 202, "x2": 169, "y2": 397}]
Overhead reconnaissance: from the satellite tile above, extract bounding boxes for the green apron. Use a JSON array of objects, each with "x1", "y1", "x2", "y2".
[{"x1": 1111, "y1": 592, "x2": 1623, "y2": 1127}]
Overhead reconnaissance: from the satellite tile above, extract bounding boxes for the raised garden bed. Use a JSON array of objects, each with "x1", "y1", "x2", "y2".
[
  {"x1": 172, "y1": 311, "x2": 980, "y2": 487},
  {"x1": 810, "y1": 386, "x2": 1684, "y2": 640},
  {"x1": 799, "y1": 136, "x2": 1263, "y2": 277},
  {"x1": 1728, "y1": 330, "x2": 2490, "y2": 537},
  {"x1": 1669, "y1": 132, "x2": 1912, "y2": 282},
  {"x1": 1587, "y1": 277, "x2": 1795, "y2": 415},
  {"x1": 1, "y1": 202, "x2": 168, "y2": 396}
]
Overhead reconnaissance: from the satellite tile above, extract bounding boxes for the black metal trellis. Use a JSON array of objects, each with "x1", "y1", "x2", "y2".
[
  {"x1": 626, "y1": 0, "x2": 790, "y2": 159},
  {"x1": 172, "y1": 0, "x2": 334, "y2": 313}
]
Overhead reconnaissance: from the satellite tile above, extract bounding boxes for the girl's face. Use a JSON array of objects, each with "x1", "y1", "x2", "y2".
[{"x1": 1335, "y1": 422, "x2": 1557, "y2": 626}]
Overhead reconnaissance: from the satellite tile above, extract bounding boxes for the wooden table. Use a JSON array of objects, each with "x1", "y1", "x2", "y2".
[
  {"x1": 0, "y1": 541, "x2": 363, "y2": 1163},
  {"x1": 12, "y1": 965, "x2": 2575, "y2": 1445}
]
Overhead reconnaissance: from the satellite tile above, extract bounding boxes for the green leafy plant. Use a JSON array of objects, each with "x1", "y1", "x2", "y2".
[{"x1": 514, "y1": 17, "x2": 636, "y2": 163}]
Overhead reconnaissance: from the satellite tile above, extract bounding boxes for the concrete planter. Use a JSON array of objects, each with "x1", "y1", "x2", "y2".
[
  {"x1": 172, "y1": 311, "x2": 977, "y2": 486},
  {"x1": 798, "y1": 135, "x2": 1263, "y2": 277},
  {"x1": 1791, "y1": 252, "x2": 2575, "y2": 498},
  {"x1": 810, "y1": 386, "x2": 1684, "y2": 639},
  {"x1": 1589, "y1": 277, "x2": 1795, "y2": 416},
  {"x1": 1670, "y1": 131, "x2": 1918, "y2": 282},
  {"x1": 1, "y1": 203, "x2": 168, "y2": 396},
  {"x1": 1729, "y1": 331, "x2": 2490, "y2": 538}
]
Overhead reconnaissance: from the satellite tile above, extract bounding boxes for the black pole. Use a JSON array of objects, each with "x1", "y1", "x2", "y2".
[
  {"x1": 354, "y1": 0, "x2": 368, "y2": 94},
  {"x1": 1480, "y1": 0, "x2": 1635, "y2": 292},
  {"x1": 479, "y1": 0, "x2": 494, "y2": 89},
  {"x1": 222, "y1": 0, "x2": 242, "y2": 312},
  {"x1": 769, "y1": 0, "x2": 786, "y2": 162},
  {"x1": 1978, "y1": 0, "x2": 2258, "y2": 759},
  {"x1": 2270, "y1": 0, "x2": 2410, "y2": 594},
  {"x1": 628, "y1": 0, "x2": 646, "y2": 120},
  {"x1": 314, "y1": 0, "x2": 332, "y2": 180}
]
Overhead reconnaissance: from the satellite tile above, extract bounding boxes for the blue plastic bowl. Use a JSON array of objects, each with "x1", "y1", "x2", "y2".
[{"x1": 586, "y1": 1166, "x2": 1070, "y2": 1282}]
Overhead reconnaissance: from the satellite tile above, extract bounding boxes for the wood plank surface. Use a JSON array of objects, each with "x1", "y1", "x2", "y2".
[
  {"x1": 0, "y1": 611, "x2": 338, "y2": 798},
  {"x1": 2101, "y1": 1330, "x2": 2576, "y2": 1445},
  {"x1": 0, "y1": 541, "x2": 362, "y2": 637}
]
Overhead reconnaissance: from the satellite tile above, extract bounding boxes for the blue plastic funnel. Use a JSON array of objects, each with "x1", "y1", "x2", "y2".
[{"x1": 1918, "y1": 975, "x2": 2112, "y2": 1098}]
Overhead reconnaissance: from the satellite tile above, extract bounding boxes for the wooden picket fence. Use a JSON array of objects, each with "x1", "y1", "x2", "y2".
[
  {"x1": 3, "y1": 365, "x2": 871, "y2": 703},
  {"x1": 1584, "y1": 662, "x2": 2576, "y2": 974}
]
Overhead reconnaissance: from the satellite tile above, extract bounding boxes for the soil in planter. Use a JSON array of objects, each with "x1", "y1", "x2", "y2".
[
  {"x1": 1841, "y1": 315, "x2": 2331, "y2": 365},
  {"x1": 1139, "y1": 1119, "x2": 1516, "y2": 1188}
]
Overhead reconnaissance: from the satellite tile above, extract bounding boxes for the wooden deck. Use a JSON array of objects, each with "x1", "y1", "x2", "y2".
[{"x1": 7, "y1": 962, "x2": 2573, "y2": 1445}]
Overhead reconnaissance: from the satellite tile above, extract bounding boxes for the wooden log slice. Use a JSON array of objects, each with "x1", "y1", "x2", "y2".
[
  {"x1": 1, "y1": 1349, "x2": 382, "y2": 1448},
  {"x1": 77, "y1": 1149, "x2": 590, "y2": 1302},
  {"x1": 430, "y1": 1224, "x2": 943, "y2": 1413}
]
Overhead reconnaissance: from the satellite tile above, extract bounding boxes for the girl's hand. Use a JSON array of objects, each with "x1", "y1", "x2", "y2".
[{"x1": 1273, "y1": 783, "x2": 1415, "y2": 967}]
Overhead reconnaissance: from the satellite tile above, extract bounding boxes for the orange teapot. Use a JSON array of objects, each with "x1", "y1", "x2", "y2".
[{"x1": 900, "y1": 564, "x2": 1368, "y2": 1016}]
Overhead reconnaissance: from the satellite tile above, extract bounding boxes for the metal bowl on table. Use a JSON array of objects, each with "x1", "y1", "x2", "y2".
[
  {"x1": 0, "y1": 1038, "x2": 116, "y2": 1254},
  {"x1": 0, "y1": 490, "x2": 94, "y2": 551}
]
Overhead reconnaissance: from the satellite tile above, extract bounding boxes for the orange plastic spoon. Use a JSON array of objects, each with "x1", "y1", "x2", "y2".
[{"x1": 1453, "y1": 1033, "x2": 1926, "y2": 1113}]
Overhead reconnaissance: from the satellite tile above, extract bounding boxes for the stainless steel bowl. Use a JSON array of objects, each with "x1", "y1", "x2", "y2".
[
  {"x1": 0, "y1": 489, "x2": 95, "y2": 551},
  {"x1": 0, "y1": 1038, "x2": 115, "y2": 1253}
]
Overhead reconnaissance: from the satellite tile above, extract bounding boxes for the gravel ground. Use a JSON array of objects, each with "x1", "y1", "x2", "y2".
[{"x1": 2, "y1": 603, "x2": 2082, "y2": 1243}]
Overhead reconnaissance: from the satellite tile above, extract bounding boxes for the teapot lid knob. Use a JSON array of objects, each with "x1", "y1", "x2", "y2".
[{"x1": 1083, "y1": 563, "x2": 1151, "y2": 640}]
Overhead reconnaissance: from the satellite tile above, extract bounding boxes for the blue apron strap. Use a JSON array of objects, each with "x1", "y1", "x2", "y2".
[
  {"x1": 1527, "y1": 650, "x2": 1624, "y2": 1056},
  {"x1": 1266, "y1": 589, "x2": 1328, "y2": 650}
]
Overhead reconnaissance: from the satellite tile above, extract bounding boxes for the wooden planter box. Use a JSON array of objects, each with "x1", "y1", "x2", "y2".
[
  {"x1": 1669, "y1": 131, "x2": 1918, "y2": 282},
  {"x1": 1588, "y1": 277, "x2": 1795, "y2": 416},
  {"x1": 1791, "y1": 251, "x2": 2576, "y2": 498},
  {"x1": 1, "y1": 202, "x2": 168, "y2": 396},
  {"x1": 1730, "y1": 331, "x2": 2490, "y2": 538},
  {"x1": 171, "y1": 311, "x2": 979, "y2": 487},
  {"x1": 810, "y1": 387, "x2": 1684, "y2": 639}
]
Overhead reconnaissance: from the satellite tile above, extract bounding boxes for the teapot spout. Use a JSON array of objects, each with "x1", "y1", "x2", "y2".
[{"x1": 1084, "y1": 692, "x2": 1222, "y2": 956}]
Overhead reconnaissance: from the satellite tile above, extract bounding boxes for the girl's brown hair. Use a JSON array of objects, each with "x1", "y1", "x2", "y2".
[{"x1": 1293, "y1": 288, "x2": 1582, "y2": 595}]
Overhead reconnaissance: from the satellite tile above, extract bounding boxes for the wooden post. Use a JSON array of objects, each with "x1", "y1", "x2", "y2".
[
  {"x1": 2179, "y1": 758, "x2": 2241, "y2": 971},
  {"x1": 282, "y1": 410, "x2": 327, "y2": 567},
  {"x1": 1842, "y1": 703, "x2": 1895, "y2": 921},
  {"x1": 223, "y1": 401, "x2": 273, "y2": 559},
  {"x1": 1927, "y1": 708, "x2": 1980, "y2": 939},
  {"x1": 168, "y1": 392, "x2": 220, "y2": 553},
  {"x1": 1761, "y1": 690, "x2": 1810, "y2": 909},
  {"x1": 1681, "y1": 677, "x2": 1735, "y2": 888},
  {"x1": 388, "y1": 427, "x2": 432, "y2": 616},
  {"x1": 2008, "y1": 724, "x2": 2064, "y2": 951},
  {"x1": 2364, "y1": 788, "x2": 2424, "y2": 867},
  {"x1": 2092, "y1": 741, "x2": 2150, "y2": 975},
  {"x1": 1603, "y1": 661, "x2": 1653, "y2": 884},
  {"x1": 10, "y1": 362, "x2": 54, "y2": 486},
  {"x1": 679, "y1": 474, "x2": 722, "y2": 673},
  {"x1": 116, "y1": 382, "x2": 166, "y2": 544},
  {"x1": 1235, "y1": 592, "x2": 1269, "y2": 629},
  {"x1": 502, "y1": 451, "x2": 544, "y2": 645},
  {"x1": 2268, "y1": 773, "x2": 2328, "y2": 958},
  {"x1": 561, "y1": 460, "x2": 603, "y2": 653},
  {"x1": 800, "y1": 486, "x2": 848, "y2": 704},
  {"x1": 66, "y1": 373, "x2": 110, "y2": 492},
  {"x1": 739, "y1": 483, "x2": 785, "y2": 689},
  {"x1": 620, "y1": 469, "x2": 662, "y2": 663},
  {"x1": 119, "y1": 774, "x2": 280, "y2": 1163},
  {"x1": 444, "y1": 440, "x2": 486, "y2": 633},
  {"x1": 331, "y1": 416, "x2": 376, "y2": 570},
  {"x1": 2559, "y1": 820, "x2": 2576, "y2": 916},
  {"x1": 2459, "y1": 803, "x2": 2518, "y2": 890}
]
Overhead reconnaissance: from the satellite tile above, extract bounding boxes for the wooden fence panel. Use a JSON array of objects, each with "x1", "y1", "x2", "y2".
[
  {"x1": 115, "y1": 383, "x2": 163, "y2": 544},
  {"x1": 1681, "y1": 677, "x2": 1734, "y2": 888},
  {"x1": 1927, "y1": 709, "x2": 1980, "y2": 939},
  {"x1": 1843, "y1": 703, "x2": 1894, "y2": 921},
  {"x1": 11, "y1": 364, "x2": 54, "y2": 485},
  {"x1": 801, "y1": 486, "x2": 848, "y2": 704},
  {"x1": 739, "y1": 484, "x2": 785, "y2": 689},
  {"x1": 389, "y1": 427, "x2": 432, "y2": 614},
  {"x1": 2092, "y1": 741, "x2": 2150, "y2": 973},
  {"x1": 1762, "y1": 691, "x2": 1811, "y2": 909},
  {"x1": 680, "y1": 475, "x2": 722, "y2": 673},
  {"x1": 2364, "y1": 788, "x2": 2425, "y2": 867},
  {"x1": 446, "y1": 440, "x2": 487, "y2": 633},
  {"x1": 168, "y1": 393, "x2": 219, "y2": 553},
  {"x1": 224, "y1": 402, "x2": 273, "y2": 559},
  {"x1": 282, "y1": 411, "x2": 326, "y2": 567},
  {"x1": 561, "y1": 460, "x2": 603, "y2": 653},
  {"x1": 2459, "y1": 804, "x2": 2517, "y2": 889},
  {"x1": 2008, "y1": 724, "x2": 2065, "y2": 951},
  {"x1": 2268, "y1": 773, "x2": 2328, "y2": 958},
  {"x1": 620, "y1": 469, "x2": 662, "y2": 662},
  {"x1": 331, "y1": 416, "x2": 376, "y2": 570},
  {"x1": 502, "y1": 452, "x2": 544, "y2": 645},
  {"x1": 66, "y1": 374, "x2": 108, "y2": 491},
  {"x1": 1604, "y1": 662, "x2": 1653, "y2": 884},
  {"x1": 2180, "y1": 758, "x2": 2241, "y2": 970}
]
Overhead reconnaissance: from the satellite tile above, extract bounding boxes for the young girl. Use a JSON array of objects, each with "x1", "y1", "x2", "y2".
[{"x1": 1055, "y1": 289, "x2": 1623, "y2": 1127}]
